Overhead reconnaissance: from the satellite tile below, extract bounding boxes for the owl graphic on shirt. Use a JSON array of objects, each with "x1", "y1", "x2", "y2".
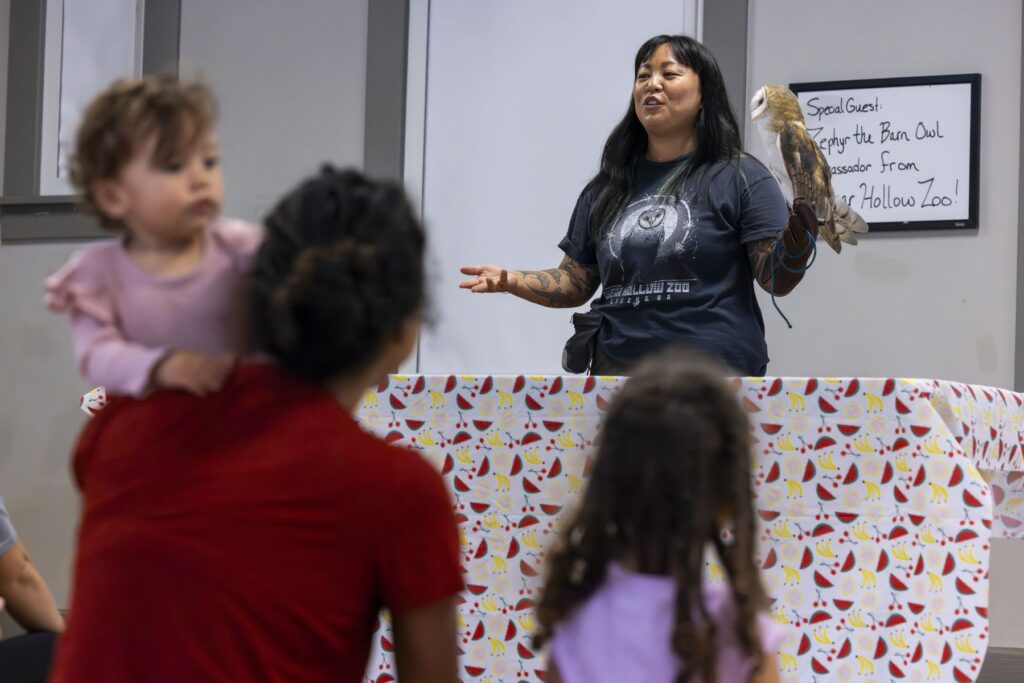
[{"x1": 603, "y1": 194, "x2": 698, "y2": 288}]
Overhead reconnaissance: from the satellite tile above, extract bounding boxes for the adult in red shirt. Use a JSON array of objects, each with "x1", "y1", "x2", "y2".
[{"x1": 51, "y1": 167, "x2": 462, "y2": 683}]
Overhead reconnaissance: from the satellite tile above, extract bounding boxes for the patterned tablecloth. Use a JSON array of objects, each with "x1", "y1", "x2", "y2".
[{"x1": 359, "y1": 375, "x2": 1024, "y2": 683}]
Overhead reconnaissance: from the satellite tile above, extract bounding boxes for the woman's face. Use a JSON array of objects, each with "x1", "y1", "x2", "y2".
[{"x1": 633, "y1": 43, "x2": 702, "y2": 140}]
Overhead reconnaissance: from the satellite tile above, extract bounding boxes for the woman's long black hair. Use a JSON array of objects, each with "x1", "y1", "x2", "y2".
[{"x1": 588, "y1": 34, "x2": 744, "y2": 237}]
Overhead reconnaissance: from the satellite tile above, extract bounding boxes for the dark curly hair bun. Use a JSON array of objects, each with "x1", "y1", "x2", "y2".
[{"x1": 249, "y1": 165, "x2": 426, "y2": 381}]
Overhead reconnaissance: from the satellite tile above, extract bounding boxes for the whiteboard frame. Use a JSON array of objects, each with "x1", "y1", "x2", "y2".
[{"x1": 789, "y1": 73, "x2": 981, "y2": 233}]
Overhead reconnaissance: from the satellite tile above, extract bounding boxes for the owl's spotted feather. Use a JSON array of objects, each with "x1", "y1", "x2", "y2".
[{"x1": 750, "y1": 84, "x2": 868, "y2": 253}]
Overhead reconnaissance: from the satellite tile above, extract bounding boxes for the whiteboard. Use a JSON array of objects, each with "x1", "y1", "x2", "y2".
[{"x1": 789, "y1": 74, "x2": 980, "y2": 231}]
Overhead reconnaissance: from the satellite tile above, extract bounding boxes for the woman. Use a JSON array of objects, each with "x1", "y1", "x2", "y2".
[
  {"x1": 50, "y1": 167, "x2": 461, "y2": 683},
  {"x1": 460, "y1": 34, "x2": 818, "y2": 376}
]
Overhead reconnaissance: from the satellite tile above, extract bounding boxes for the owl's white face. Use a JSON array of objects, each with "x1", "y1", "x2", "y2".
[{"x1": 750, "y1": 87, "x2": 769, "y2": 121}]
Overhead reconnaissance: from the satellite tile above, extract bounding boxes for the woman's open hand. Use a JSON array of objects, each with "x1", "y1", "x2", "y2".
[{"x1": 459, "y1": 265, "x2": 520, "y2": 293}]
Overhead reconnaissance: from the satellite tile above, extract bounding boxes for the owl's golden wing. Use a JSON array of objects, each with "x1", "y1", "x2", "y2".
[{"x1": 778, "y1": 121, "x2": 841, "y2": 253}]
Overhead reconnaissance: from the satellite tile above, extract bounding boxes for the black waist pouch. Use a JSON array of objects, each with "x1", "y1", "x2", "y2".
[{"x1": 562, "y1": 311, "x2": 602, "y2": 374}]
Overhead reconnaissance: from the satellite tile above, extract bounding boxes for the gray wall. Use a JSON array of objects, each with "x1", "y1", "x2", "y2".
[
  {"x1": 746, "y1": 0, "x2": 1023, "y2": 647},
  {"x1": 746, "y1": 0, "x2": 1019, "y2": 389},
  {"x1": 0, "y1": 0, "x2": 84, "y2": 633},
  {"x1": 179, "y1": 0, "x2": 368, "y2": 223},
  {"x1": 0, "y1": 0, "x2": 369, "y2": 615}
]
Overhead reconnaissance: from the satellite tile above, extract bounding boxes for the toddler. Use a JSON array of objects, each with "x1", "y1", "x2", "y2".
[{"x1": 45, "y1": 75, "x2": 262, "y2": 397}]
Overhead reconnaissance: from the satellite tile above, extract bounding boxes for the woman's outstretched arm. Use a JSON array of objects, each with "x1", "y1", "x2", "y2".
[{"x1": 460, "y1": 254, "x2": 600, "y2": 308}]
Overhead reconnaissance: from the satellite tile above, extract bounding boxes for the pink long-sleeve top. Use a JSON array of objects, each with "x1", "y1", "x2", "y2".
[{"x1": 45, "y1": 219, "x2": 264, "y2": 397}]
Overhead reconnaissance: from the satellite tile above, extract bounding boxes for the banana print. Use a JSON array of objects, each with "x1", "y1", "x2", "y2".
[
  {"x1": 812, "y1": 627, "x2": 833, "y2": 646},
  {"x1": 772, "y1": 522, "x2": 794, "y2": 539},
  {"x1": 865, "y1": 392, "x2": 884, "y2": 411},
  {"x1": 856, "y1": 655, "x2": 875, "y2": 675},
  {"x1": 524, "y1": 448, "x2": 543, "y2": 465},
  {"x1": 817, "y1": 452, "x2": 838, "y2": 471},
  {"x1": 958, "y1": 546, "x2": 980, "y2": 564},
  {"x1": 782, "y1": 565, "x2": 800, "y2": 585},
  {"x1": 521, "y1": 531, "x2": 541, "y2": 548},
  {"x1": 556, "y1": 431, "x2": 578, "y2": 448},
  {"x1": 853, "y1": 435, "x2": 874, "y2": 454},
  {"x1": 954, "y1": 635, "x2": 977, "y2": 654}
]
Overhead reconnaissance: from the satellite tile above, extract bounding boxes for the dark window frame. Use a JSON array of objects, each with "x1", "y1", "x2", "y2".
[{"x1": 0, "y1": 0, "x2": 181, "y2": 244}]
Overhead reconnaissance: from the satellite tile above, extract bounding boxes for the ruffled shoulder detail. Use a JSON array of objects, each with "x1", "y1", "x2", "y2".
[
  {"x1": 43, "y1": 243, "x2": 119, "y2": 325},
  {"x1": 210, "y1": 218, "x2": 265, "y2": 269}
]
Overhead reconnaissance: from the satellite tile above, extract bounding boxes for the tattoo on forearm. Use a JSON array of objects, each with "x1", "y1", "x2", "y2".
[
  {"x1": 747, "y1": 239, "x2": 775, "y2": 282},
  {"x1": 519, "y1": 255, "x2": 600, "y2": 308}
]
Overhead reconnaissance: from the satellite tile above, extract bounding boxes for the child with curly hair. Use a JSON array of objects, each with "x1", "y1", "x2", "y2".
[
  {"x1": 45, "y1": 74, "x2": 262, "y2": 397},
  {"x1": 534, "y1": 349, "x2": 781, "y2": 683}
]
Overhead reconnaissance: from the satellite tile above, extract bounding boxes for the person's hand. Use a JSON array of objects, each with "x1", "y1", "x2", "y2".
[
  {"x1": 782, "y1": 199, "x2": 820, "y2": 255},
  {"x1": 152, "y1": 350, "x2": 234, "y2": 396},
  {"x1": 459, "y1": 265, "x2": 520, "y2": 293}
]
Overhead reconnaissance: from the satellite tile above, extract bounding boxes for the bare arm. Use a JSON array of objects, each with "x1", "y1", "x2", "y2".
[
  {"x1": 459, "y1": 255, "x2": 600, "y2": 308},
  {"x1": 0, "y1": 541, "x2": 65, "y2": 633},
  {"x1": 747, "y1": 201, "x2": 819, "y2": 297},
  {"x1": 392, "y1": 597, "x2": 459, "y2": 683}
]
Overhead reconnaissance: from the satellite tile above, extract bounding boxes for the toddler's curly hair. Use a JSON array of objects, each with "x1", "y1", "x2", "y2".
[{"x1": 70, "y1": 74, "x2": 216, "y2": 230}]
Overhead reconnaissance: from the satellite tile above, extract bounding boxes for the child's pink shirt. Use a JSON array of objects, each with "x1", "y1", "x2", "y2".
[{"x1": 45, "y1": 218, "x2": 264, "y2": 397}]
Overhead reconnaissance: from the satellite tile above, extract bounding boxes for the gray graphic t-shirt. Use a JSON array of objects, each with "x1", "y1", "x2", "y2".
[{"x1": 559, "y1": 155, "x2": 788, "y2": 375}]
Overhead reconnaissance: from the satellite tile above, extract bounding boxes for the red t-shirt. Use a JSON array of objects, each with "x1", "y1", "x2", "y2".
[{"x1": 51, "y1": 363, "x2": 463, "y2": 683}]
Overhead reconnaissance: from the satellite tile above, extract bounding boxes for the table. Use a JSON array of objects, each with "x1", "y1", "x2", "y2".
[{"x1": 359, "y1": 375, "x2": 1024, "y2": 683}]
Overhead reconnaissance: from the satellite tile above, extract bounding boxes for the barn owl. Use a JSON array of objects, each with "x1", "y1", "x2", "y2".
[{"x1": 750, "y1": 84, "x2": 868, "y2": 253}]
